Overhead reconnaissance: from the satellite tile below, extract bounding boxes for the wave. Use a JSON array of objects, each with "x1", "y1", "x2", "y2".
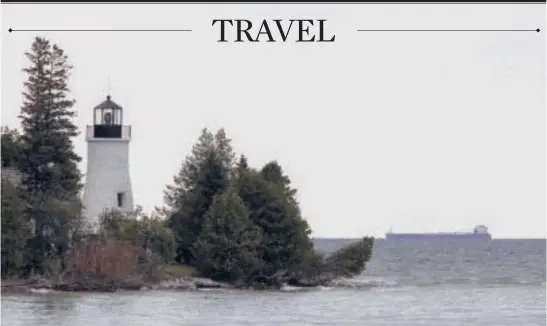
[
  {"x1": 142, "y1": 273, "x2": 544, "y2": 293},
  {"x1": 329, "y1": 277, "x2": 400, "y2": 289},
  {"x1": 279, "y1": 284, "x2": 303, "y2": 292},
  {"x1": 277, "y1": 277, "x2": 400, "y2": 292},
  {"x1": 29, "y1": 288, "x2": 54, "y2": 294}
]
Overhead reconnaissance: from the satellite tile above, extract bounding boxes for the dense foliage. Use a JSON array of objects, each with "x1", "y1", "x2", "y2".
[
  {"x1": 1, "y1": 36, "x2": 374, "y2": 289},
  {"x1": 162, "y1": 129, "x2": 233, "y2": 264},
  {"x1": 1, "y1": 176, "x2": 31, "y2": 278},
  {"x1": 161, "y1": 129, "x2": 375, "y2": 287},
  {"x1": 49, "y1": 209, "x2": 176, "y2": 291},
  {"x1": 322, "y1": 237, "x2": 375, "y2": 278},
  {"x1": 1, "y1": 127, "x2": 23, "y2": 168},
  {"x1": 98, "y1": 208, "x2": 176, "y2": 264},
  {"x1": 193, "y1": 187, "x2": 262, "y2": 285}
]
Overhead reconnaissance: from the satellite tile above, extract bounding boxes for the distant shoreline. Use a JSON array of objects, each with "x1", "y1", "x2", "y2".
[{"x1": 313, "y1": 238, "x2": 547, "y2": 240}]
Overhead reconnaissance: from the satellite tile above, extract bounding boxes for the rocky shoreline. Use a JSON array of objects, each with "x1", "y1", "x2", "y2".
[
  {"x1": 1, "y1": 275, "x2": 231, "y2": 294},
  {"x1": 1, "y1": 275, "x2": 337, "y2": 294}
]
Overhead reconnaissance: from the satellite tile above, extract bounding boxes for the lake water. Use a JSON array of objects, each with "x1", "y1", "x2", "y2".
[{"x1": 2, "y1": 239, "x2": 545, "y2": 326}]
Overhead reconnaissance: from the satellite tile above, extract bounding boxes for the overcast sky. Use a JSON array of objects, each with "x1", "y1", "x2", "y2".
[{"x1": 2, "y1": 4, "x2": 545, "y2": 238}]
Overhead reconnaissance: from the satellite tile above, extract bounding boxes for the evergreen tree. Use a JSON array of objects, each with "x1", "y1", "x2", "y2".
[
  {"x1": 18, "y1": 37, "x2": 82, "y2": 200},
  {"x1": 193, "y1": 187, "x2": 261, "y2": 284},
  {"x1": 160, "y1": 128, "x2": 375, "y2": 287},
  {"x1": 1, "y1": 176, "x2": 31, "y2": 278},
  {"x1": 162, "y1": 128, "x2": 235, "y2": 217},
  {"x1": 169, "y1": 149, "x2": 230, "y2": 264},
  {"x1": 16, "y1": 37, "x2": 83, "y2": 273},
  {"x1": 261, "y1": 163, "x2": 315, "y2": 275},
  {"x1": 163, "y1": 128, "x2": 235, "y2": 264},
  {"x1": 214, "y1": 128, "x2": 235, "y2": 170},
  {"x1": 260, "y1": 161, "x2": 300, "y2": 211},
  {"x1": 161, "y1": 128, "x2": 215, "y2": 216},
  {"x1": 260, "y1": 161, "x2": 291, "y2": 192},
  {"x1": 232, "y1": 154, "x2": 249, "y2": 188},
  {"x1": 237, "y1": 154, "x2": 249, "y2": 171},
  {"x1": 236, "y1": 169, "x2": 314, "y2": 285}
]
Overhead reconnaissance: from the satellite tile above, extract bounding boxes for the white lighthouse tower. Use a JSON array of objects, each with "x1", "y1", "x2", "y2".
[{"x1": 82, "y1": 95, "x2": 134, "y2": 231}]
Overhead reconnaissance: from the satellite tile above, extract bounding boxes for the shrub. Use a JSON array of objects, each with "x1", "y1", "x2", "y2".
[
  {"x1": 98, "y1": 208, "x2": 176, "y2": 264},
  {"x1": 66, "y1": 236, "x2": 142, "y2": 280}
]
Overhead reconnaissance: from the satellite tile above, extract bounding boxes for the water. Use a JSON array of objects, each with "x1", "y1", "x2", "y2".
[{"x1": 2, "y1": 239, "x2": 545, "y2": 326}]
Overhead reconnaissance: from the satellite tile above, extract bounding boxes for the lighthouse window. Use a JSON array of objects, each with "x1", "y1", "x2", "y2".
[{"x1": 117, "y1": 192, "x2": 125, "y2": 208}]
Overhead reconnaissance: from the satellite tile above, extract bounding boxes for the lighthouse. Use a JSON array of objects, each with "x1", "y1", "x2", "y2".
[{"x1": 82, "y1": 95, "x2": 134, "y2": 231}]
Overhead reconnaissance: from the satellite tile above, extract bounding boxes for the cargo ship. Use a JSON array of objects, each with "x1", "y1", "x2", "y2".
[{"x1": 385, "y1": 225, "x2": 492, "y2": 240}]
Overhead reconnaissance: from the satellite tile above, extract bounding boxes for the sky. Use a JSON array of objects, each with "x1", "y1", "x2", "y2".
[{"x1": 2, "y1": 3, "x2": 546, "y2": 239}]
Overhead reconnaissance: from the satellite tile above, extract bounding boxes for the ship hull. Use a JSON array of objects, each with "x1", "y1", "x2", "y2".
[{"x1": 385, "y1": 233, "x2": 492, "y2": 240}]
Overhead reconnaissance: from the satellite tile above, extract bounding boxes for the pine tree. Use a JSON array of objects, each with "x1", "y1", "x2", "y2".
[
  {"x1": 236, "y1": 168, "x2": 314, "y2": 285},
  {"x1": 214, "y1": 128, "x2": 235, "y2": 170},
  {"x1": 161, "y1": 128, "x2": 235, "y2": 216},
  {"x1": 161, "y1": 128, "x2": 215, "y2": 216},
  {"x1": 18, "y1": 37, "x2": 82, "y2": 200},
  {"x1": 162, "y1": 128, "x2": 235, "y2": 264},
  {"x1": 232, "y1": 154, "x2": 249, "y2": 188},
  {"x1": 261, "y1": 163, "x2": 314, "y2": 274},
  {"x1": 261, "y1": 161, "x2": 291, "y2": 191},
  {"x1": 237, "y1": 154, "x2": 249, "y2": 171},
  {"x1": 169, "y1": 149, "x2": 230, "y2": 264},
  {"x1": 16, "y1": 37, "x2": 83, "y2": 273},
  {"x1": 192, "y1": 187, "x2": 262, "y2": 284},
  {"x1": 260, "y1": 161, "x2": 301, "y2": 212}
]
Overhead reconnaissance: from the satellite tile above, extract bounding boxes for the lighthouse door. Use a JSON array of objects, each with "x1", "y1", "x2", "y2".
[{"x1": 117, "y1": 192, "x2": 125, "y2": 208}]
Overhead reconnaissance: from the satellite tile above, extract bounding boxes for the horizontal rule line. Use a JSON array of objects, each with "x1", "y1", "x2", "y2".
[
  {"x1": 357, "y1": 29, "x2": 540, "y2": 32},
  {"x1": 2, "y1": 2, "x2": 545, "y2": 4},
  {"x1": 8, "y1": 29, "x2": 192, "y2": 32}
]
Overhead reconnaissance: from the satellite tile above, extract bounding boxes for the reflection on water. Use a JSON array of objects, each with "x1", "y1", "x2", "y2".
[{"x1": 2, "y1": 286, "x2": 546, "y2": 326}]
